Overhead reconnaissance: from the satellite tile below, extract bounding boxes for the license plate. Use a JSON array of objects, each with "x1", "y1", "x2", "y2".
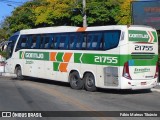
[{"x1": 141, "y1": 82, "x2": 146, "y2": 85}]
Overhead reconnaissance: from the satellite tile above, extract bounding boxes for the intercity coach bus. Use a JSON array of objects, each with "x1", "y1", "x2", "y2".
[{"x1": 5, "y1": 25, "x2": 158, "y2": 91}]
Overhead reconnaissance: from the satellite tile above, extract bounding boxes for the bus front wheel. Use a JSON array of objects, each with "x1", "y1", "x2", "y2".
[
  {"x1": 69, "y1": 71, "x2": 84, "y2": 90},
  {"x1": 84, "y1": 73, "x2": 97, "y2": 92},
  {"x1": 15, "y1": 66, "x2": 24, "y2": 80}
]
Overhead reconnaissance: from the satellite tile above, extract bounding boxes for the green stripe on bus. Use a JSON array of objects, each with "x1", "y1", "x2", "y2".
[
  {"x1": 152, "y1": 31, "x2": 158, "y2": 42},
  {"x1": 19, "y1": 51, "x2": 23, "y2": 59},
  {"x1": 19, "y1": 51, "x2": 158, "y2": 67},
  {"x1": 74, "y1": 53, "x2": 158, "y2": 66},
  {"x1": 74, "y1": 53, "x2": 82, "y2": 63},
  {"x1": 128, "y1": 30, "x2": 157, "y2": 42},
  {"x1": 74, "y1": 53, "x2": 120, "y2": 66},
  {"x1": 53, "y1": 62, "x2": 59, "y2": 71},
  {"x1": 56, "y1": 52, "x2": 64, "y2": 62}
]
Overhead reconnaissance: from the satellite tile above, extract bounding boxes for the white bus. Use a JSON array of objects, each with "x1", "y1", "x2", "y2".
[{"x1": 5, "y1": 25, "x2": 158, "y2": 91}]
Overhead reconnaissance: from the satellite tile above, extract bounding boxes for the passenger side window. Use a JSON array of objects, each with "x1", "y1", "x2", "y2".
[
  {"x1": 69, "y1": 35, "x2": 77, "y2": 50},
  {"x1": 36, "y1": 35, "x2": 43, "y2": 49},
  {"x1": 40, "y1": 35, "x2": 53, "y2": 49},
  {"x1": 104, "y1": 31, "x2": 120, "y2": 50},
  {"x1": 16, "y1": 35, "x2": 28, "y2": 51},
  {"x1": 60, "y1": 36, "x2": 69, "y2": 49},
  {"x1": 21, "y1": 38, "x2": 27, "y2": 48},
  {"x1": 87, "y1": 33, "x2": 103, "y2": 50},
  {"x1": 69, "y1": 33, "x2": 85, "y2": 50},
  {"x1": 32, "y1": 36, "x2": 37, "y2": 48},
  {"x1": 14, "y1": 30, "x2": 120, "y2": 51},
  {"x1": 44, "y1": 36, "x2": 50, "y2": 49},
  {"x1": 54, "y1": 35, "x2": 69, "y2": 49}
]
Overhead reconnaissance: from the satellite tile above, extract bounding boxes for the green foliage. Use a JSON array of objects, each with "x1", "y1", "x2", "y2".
[
  {"x1": 0, "y1": 0, "x2": 132, "y2": 36},
  {"x1": 115, "y1": 0, "x2": 132, "y2": 25},
  {"x1": 3, "y1": 0, "x2": 44, "y2": 35},
  {"x1": 0, "y1": 20, "x2": 10, "y2": 41},
  {"x1": 0, "y1": 29, "x2": 8, "y2": 42},
  {"x1": 33, "y1": 0, "x2": 73, "y2": 26},
  {"x1": 0, "y1": 50, "x2": 7, "y2": 58},
  {"x1": 71, "y1": 0, "x2": 121, "y2": 26}
]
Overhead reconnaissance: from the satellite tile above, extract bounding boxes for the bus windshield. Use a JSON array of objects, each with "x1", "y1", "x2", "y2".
[{"x1": 6, "y1": 35, "x2": 18, "y2": 58}]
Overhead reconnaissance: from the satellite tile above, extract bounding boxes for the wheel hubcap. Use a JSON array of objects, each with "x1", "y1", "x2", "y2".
[
  {"x1": 87, "y1": 76, "x2": 94, "y2": 87},
  {"x1": 17, "y1": 70, "x2": 21, "y2": 77},
  {"x1": 72, "y1": 76, "x2": 78, "y2": 86}
]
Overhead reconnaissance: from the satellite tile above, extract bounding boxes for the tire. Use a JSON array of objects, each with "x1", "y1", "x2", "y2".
[
  {"x1": 69, "y1": 71, "x2": 84, "y2": 90},
  {"x1": 84, "y1": 73, "x2": 97, "y2": 92},
  {"x1": 16, "y1": 66, "x2": 24, "y2": 80}
]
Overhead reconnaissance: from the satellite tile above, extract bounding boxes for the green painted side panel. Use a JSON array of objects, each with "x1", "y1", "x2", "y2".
[
  {"x1": 20, "y1": 51, "x2": 49, "y2": 61},
  {"x1": 128, "y1": 30, "x2": 157, "y2": 42},
  {"x1": 122, "y1": 55, "x2": 158, "y2": 66},
  {"x1": 152, "y1": 31, "x2": 158, "y2": 42},
  {"x1": 19, "y1": 51, "x2": 158, "y2": 67},
  {"x1": 53, "y1": 62, "x2": 59, "y2": 71},
  {"x1": 56, "y1": 52, "x2": 64, "y2": 62},
  {"x1": 74, "y1": 53, "x2": 82, "y2": 63},
  {"x1": 74, "y1": 53, "x2": 158, "y2": 66},
  {"x1": 81, "y1": 53, "x2": 120, "y2": 66},
  {"x1": 19, "y1": 51, "x2": 22, "y2": 59}
]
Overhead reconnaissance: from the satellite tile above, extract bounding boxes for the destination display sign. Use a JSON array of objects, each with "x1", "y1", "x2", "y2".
[{"x1": 132, "y1": 1, "x2": 160, "y2": 30}]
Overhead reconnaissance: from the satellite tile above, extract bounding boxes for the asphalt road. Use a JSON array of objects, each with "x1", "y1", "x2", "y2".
[{"x1": 0, "y1": 76, "x2": 160, "y2": 120}]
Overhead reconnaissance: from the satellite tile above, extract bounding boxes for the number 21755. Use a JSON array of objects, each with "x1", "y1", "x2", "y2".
[{"x1": 94, "y1": 56, "x2": 118, "y2": 64}]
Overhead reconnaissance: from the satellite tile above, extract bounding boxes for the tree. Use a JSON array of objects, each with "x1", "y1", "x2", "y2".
[
  {"x1": 6, "y1": 0, "x2": 43, "y2": 34},
  {"x1": 34, "y1": 0, "x2": 73, "y2": 27},
  {"x1": 2, "y1": 0, "x2": 132, "y2": 35},
  {"x1": 0, "y1": 20, "x2": 10, "y2": 41},
  {"x1": 115, "y1": 0, "x2": 132, "y2": 25},
  {"x1": 71, "y1": 0, "x2": 122, "y2": 26},
  {"x1": 0, "y1": 28, "x2": 7, "y2": 42}
]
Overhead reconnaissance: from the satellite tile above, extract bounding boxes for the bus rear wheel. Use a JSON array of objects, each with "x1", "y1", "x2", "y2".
[
  {"x1": 84, "y1": 73, "x2": 97, "y2": 92},
  {"x1": 69, "y1": 71, "x2": 84, "y2": 90},
  {"x1": 15, "y1": 66, "x2": 24, "y2": 80}
]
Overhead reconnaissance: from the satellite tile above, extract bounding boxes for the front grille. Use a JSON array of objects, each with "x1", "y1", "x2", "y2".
[{"x1": 131, "y1": 52, "x2": 155, "y2": 59}]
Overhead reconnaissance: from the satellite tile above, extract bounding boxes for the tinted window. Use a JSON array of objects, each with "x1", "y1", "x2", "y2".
[
  {"x1": 14, "y1": 30, "x2": 121, "y2": 51},
  {"x1": 31, "y1": 35, "x2": 37, "y2": 49},
  {"x1": 69, "y1": 33, "x2": 85, "y2": 50},
  {"x1": 104, "y1": 30, "x2": 120, "y2": 50},
  {"x1": 16, "y1": 35, "x2": 28, "y2": 51},
  {"x1": 7, "y1": 35, "x2": 18, "y2": 58},
  {"x1": 86, "y1": 33, "x2": 103, "y2": 50}
]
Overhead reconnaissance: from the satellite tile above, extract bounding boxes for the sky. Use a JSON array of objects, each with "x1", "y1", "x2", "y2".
[{"x1": 0, "y1": 0, "x2": 28, "y2": 22}]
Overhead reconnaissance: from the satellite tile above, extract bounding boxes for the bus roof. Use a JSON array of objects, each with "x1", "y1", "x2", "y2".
[
  {"x1": 12, "y1": 25, "x2": 156, "y2": 36},
  {"x1": 13, "y1": 25, "x2": 124, "y2": 35}
]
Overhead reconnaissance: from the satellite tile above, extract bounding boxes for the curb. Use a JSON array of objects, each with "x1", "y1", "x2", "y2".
[
  {"x1": 151, "y1": 88, "x2": 160, "y2": 92},
  {"x1": 1, "y1": 73, "x2": 16, "y2": 77}
]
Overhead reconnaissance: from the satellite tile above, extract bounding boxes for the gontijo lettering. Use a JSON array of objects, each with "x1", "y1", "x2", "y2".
[
  {"x1": 20, "y1": 51, "x2": 49, "y2": 60},
  {"x1": 129, "y1": 33, "x2": 148, "y2": 39},
  {"x1": 25, "y1": 53, "x2": 44, "y2": 59}
]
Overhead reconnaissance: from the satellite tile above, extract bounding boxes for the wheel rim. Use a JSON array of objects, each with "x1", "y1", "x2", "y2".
[
  {"x1": 86, "y1": 75, "x2": 94, "y2": 88},
  {"x1": 17, "y1": 69, "x2": 21, "y2": 78},
  {"x1": 71, "y1": 75, "x2": 79, "y2": 87}
]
